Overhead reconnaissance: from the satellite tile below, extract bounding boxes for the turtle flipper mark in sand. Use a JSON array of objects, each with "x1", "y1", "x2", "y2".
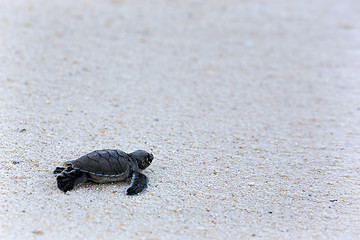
[{"x1": 53, "y1": 149, "x2": 153, "y2": 195}]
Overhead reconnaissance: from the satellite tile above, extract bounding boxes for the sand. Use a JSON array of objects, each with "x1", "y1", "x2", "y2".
[{"x1": 1, "y1": 0, "x2": 360, "y2": 239}]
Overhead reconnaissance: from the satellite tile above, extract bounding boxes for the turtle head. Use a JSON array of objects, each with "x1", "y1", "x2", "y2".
[{"x1": 129, "y1": 150, "x2": 154, "y2": 170}]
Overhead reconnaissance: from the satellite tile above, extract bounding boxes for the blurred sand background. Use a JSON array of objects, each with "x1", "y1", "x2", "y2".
[{"x1": 1, "y1": 0, "x2": 360, "y2": 239}]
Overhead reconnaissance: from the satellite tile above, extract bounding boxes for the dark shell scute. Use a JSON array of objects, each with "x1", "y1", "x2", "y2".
[
  {"x1": 108, "y1": 150, "x2": 120, "y2": 158},
  {"x1": 97, "y1": 150, "x2": 110, "y2": 160}
]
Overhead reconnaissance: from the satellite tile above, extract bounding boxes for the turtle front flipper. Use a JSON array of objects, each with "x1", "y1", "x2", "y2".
[
  {"x1": 57, "y1": 169, "x2": 88, "y2": 193},
  {"x1": 126, "y1": 172, "x2": 148, "y2": 195}
]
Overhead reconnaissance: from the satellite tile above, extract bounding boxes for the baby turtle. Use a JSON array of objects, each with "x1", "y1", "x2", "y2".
[{"x1": 53, "y1": 149, "x2": 153, "y2": 195}]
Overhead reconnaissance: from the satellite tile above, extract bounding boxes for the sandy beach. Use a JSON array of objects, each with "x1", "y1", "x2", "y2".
[{"x1": 1, "y1": 0, "x2": 360, "y2": 239}]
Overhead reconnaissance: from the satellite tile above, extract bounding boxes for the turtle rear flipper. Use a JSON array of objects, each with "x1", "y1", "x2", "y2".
[
  {"x1": 57, "y1": 169, "x2": 88, "y2": 193},
  {"x1": 126, "y1": 172, "x2": 148, "y2": 195},
  {"x1": 53, "y1": 167, "x2": 66, "y2": 174}
]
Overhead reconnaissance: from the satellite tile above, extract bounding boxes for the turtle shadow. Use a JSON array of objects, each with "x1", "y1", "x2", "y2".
[{"x1": 81, "y1": 178, "x2": 132, "y2": 191}]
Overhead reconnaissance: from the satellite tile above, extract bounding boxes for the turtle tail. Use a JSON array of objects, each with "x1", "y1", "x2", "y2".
[{"x1": 56, "y1": 169, "x2": 88, "y2": 193}]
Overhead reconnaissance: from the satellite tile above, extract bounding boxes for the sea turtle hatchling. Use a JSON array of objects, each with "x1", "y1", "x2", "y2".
[{"x1": 53, "y1": 149, "x2": 153, "y2": 195}]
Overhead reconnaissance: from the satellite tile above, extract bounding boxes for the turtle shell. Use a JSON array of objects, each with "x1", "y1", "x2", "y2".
[{"x1": 69, "y1": 149, "x2": 131, "y2": 176}]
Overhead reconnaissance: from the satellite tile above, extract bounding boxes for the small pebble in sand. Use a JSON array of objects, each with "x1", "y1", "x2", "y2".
[{"x1": 32, "y1": 230, "x2": 44, "y2": 235}]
